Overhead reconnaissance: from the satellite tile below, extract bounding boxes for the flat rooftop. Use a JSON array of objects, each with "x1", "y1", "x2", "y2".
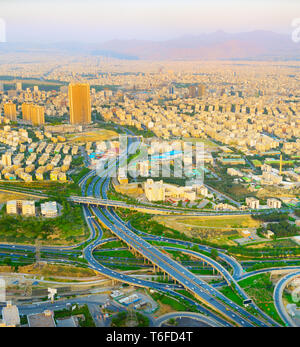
[{"x1": 27, "y1": 311, "x2": 56, "y2": 327}]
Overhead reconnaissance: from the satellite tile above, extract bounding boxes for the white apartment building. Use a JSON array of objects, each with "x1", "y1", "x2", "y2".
[
  {"x1": 6, "y1": 200, "x2": 35, "y2": 216},
  {"x1": 267, "y1": 198, "x2": 282, "y2": 209},
  {"x1": 21, "y1": 201, "x2": 35, "y2": 216},
  {"x1": 246, "y1": 197, "x2": 260, "y2": 209},
  {"x1": 41, "y1": 201, "x2": 58, "y2": 217}
]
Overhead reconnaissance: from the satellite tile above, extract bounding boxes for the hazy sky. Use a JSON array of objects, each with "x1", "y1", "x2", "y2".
[{"x1": 1, "y1": 0, "x2": 299, "y2": 42}]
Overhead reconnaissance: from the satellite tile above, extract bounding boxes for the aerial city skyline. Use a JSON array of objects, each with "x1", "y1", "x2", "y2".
[{"x1": 0, "y1": 0, "x2": 299, "y2": 335}]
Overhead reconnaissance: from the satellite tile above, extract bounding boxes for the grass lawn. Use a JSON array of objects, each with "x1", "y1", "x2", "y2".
[
  {"x1": 252, "y1": 160, "x2": 262, "y2": 167},
  {"x1": 238, "y1": 273, "x2": 285, "y2": 326},
  {"x1": 0, "y1": 180, "x2": 81, "y2": 197},
  {"x1": 246, "y1": 260, "x2": 300, "y2": 272},
  {"x1": 220, "y1": 286, "x2": 244, "y2": 306},
  {"x1": 100, "y1": 240, "x2": 127, "y2": 249},
  {"x1": 153, "y1": 215, "x2": 257, "y2": 246},
  {"x1": 71, "y1": 168, "x2": 90, "y2": 185},
  {"x1": 283, "y1": 292, "x2": 300, "y2": 308},
  {"x1": 168, "y1": 215, "x2": 261, "y2": 229},
  {"x1": 103, "y1": 264, "x2": 144, "y2": 271},
  {"x1": 165, "y1": 249, "x2": 193, "y2": 262},
  {"x1": 150, "y1": 241, "x2": 188, "y2": 249},
  {"x1": 150, "y1": 292, "x2": 190, "y2": 312},
  {"x1": 245, "y1": 238, "x2": 299, "y2": 249},
  {"x1": 95, "y1": 249, "x2": 135, "y2": 258},
  {"x1": 66, "y1": 129, "x2": 118, "y2": 143},
  {"x1": 14, "y1": 263, "x2": 97, "y2": 278},
  {"x1": 0, "y1": 192, "x2": 36, "y2": 203},
  {"x1": 0, "y1": 201, "x2": 89, "y2": 245}
]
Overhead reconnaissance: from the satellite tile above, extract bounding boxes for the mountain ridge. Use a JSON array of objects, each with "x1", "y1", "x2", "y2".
[{"x1": 1, "y1": 30, "x2": 299, "y2": 60}]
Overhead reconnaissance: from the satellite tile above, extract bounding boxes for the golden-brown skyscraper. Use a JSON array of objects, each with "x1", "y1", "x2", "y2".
[
  {"x1": 30, "y1": 105, "x2": 45, "y2": 126},
  {"x1": 198, "y1": 84, "x2": 206, "y2": 97},
  {"x1": 22, "y1": 103, "x2": 32, "y2": 121},
  {"x1": 21, "y1": 103, "x2": 44, "y2": 125},
  {"x1": 4, "y1": 102, "x2": 17, "y2": 121},
  {"x1": 68, "y1": 83, "x2": 91, "y2": 124}
]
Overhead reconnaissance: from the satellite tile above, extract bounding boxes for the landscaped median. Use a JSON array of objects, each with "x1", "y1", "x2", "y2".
[{"x1": 238, "y1": 273, "x2": 285, "y2": 326}]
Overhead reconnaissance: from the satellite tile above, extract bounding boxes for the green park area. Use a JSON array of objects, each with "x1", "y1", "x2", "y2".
[
  {"x1": 165, "y1": 249, "x2": 194, "y2": 261},
  {"x1": 0, "y1": 200, "x2": 89, "y2": 245},
  {"x1": 159, "y1": 215, "x2": 261, "y2": 229},
  {"x1": 238, "y1": 273, "x2": 284, "y2": 325},
  {"x1": 0, "y1": 263, "x2": 97, "y2": 278},
  {"x1": 245, "y1": 238, "x2": 299, "y2": 250},
  {"x1": 283, "y1": 291, "x2": 300, "y2": 308},
  {"x1": 245, "y1": 260, "x2": 300, "y2": 272},
  {"x1": 149, "y1": 291, "x2": 197, "y2": 315},
  {"x1": 100, "y1": 240, "x2": 127, "y2": 249},
  {"x1": 153, "y1": 214, "x2": 260, "y2": 246},
  {"x1": 252, "y1": 160, "x2": 262, "y2": 167},
  {"x1": 219, "y1": 286, "x2": 244, "y2": 306},
  {"x1": 95, "y1": 249, "x2": 135, "y2": 258},
  {"x1": 0, "y1": 180, "x2": 81, "y2": 198}
]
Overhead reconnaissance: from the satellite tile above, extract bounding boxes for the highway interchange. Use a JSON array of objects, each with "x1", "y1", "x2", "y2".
[
  {"x1": 74, "y1": 136, "x2": 284, "y2": 327},
  {"x1": 1, "y1": 134, "x2": 300, "y2": 327}
]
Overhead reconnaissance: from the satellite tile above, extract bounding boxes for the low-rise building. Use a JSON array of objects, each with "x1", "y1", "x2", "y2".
[
  {"x1": 214, "y1": 203, "x2": 237, "y2": 211},
  {"x1": 6, "y1": 200, "x2": 17, "y2": 214},
  {"x1": 27, "y1": 310, "x2": 56, "y2": 327},
  {"x1": 1, "y1": 301, "x2": 20, "y2": 327},
  {"x1": 21, "y1": 200, "x2": 35, "y2": 216},
  {"x1": 7, "y1": 200, "x2": 35, "y2": 216},
  {"x1": 246, "y1": 197, "x2": 260, "y2": 209},
  {"x1": 261, "y1": 171, "x2": 282, "y2": 185},
  {"x1": 263, "y1": 230, "x2": 274, "y2": 239},
  {"x1": 41, "y1": 201, "x2": 58, "y2": 218},
  {"x1": 144, "y1": 179, "x2": 165, "y2": 201},
  {"x1": 267, "y1": 198, "x2": 282, "y2": 209}
]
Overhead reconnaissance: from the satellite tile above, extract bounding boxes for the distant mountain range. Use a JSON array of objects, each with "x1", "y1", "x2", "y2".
[{"x1": 1, "y1": 31, "x2": 299, "y2": 60}]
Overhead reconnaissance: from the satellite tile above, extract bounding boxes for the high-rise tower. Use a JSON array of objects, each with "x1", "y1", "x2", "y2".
[
  {"x1": 68, "y1": 83, "x2": 91, "y2": 124},
  {"x1": 30, "y1": 105, "x2": 45, "y2": 126},
  {"x1": 21, "y1": 103, "x2": 44, "y2": 125},
  {"x1": 4, "y1": 102, "x2": 17, "y2": 121}
]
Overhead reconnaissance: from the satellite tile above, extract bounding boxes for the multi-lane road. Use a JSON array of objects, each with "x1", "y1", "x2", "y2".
[
  {"x1": 273, "y1": 270, "x2": 300, "y2": 327},
  {"x1": 77, "y1": 139, "x2": 278, "y2": 327},
  {"x1": 1, "y1": 134, "x2": 299, "y2": 327}
]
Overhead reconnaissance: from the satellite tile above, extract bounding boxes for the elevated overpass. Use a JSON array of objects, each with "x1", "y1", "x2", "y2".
[
  {"x1": 90, "y1": 204, "x2": 274, "y2": 327},
  {"x1": 69, "y1": 195, "x2": 258, "y2": 216}
]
